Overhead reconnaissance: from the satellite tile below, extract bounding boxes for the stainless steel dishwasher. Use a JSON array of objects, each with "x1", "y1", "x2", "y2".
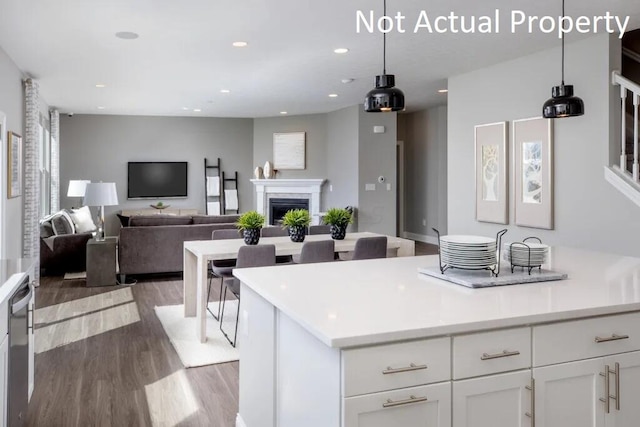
[{"x1": 8, "y1": 276, "x2": 31, "y2": 426}]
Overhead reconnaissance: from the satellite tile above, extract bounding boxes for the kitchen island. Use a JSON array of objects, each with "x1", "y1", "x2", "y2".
[{"x1": 233, "y1": 247, "x2": 640, "y2": 427}]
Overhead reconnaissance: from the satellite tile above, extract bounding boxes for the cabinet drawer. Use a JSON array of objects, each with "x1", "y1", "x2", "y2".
[
  {"x1": 342, "y1": 337, "x2": 450, "y2": 397},
  {"x1": 453, "y1": 327, "x2": 531, "y2": 379},
  {"x1": 533, "y1": 311, "x2": 640, "y2": 366},
  {"x1": 343, "y1": 382, "x2": 451, "y2": 427}
]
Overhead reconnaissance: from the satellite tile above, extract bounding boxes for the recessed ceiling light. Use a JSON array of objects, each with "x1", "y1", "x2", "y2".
[
  {"x1": 438, "y1": 89, "x2": 449, "y2": 93},
  {"x1": 220, "y1": 89, "x2": 231, "y2": 94},
  {"x1": 341, "y1": 78, "x2": 354, "y2": 84},
  {"x1": 95, "y1": 83, "x2": 106, "y2": 88},
  {"x1": 232, "y1": 41, "x2": 248, "y2": 47},
  {"x1": 329, "y1": 94, "x2": 339, "y2": 98},
  {"x1": 115, "y1": 31, "x2": 139, "y2": 40},
  {"x1": 182, "y1": 107, "x2": 189, "y2": 111},
  {"x1": 193, "y1": 108, "x2": 202, "y2": 112},
  {"x1": 97, "y1": 106, "x2": 105, "y2": 110},
  {"x1": 280, "y1": 111, "x2": 288, "y2": 115},
  {"x1": 334, "y1": 48, "x2": 349, "y2": 54}
]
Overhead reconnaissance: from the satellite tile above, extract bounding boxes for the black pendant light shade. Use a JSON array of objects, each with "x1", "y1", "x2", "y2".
[
  {"x1": 542, "y1": 0, "x2": 584, "y2": 119},
  {"x1": 365, "y1": 74, "x2": 405, "y2": 112},
  {"x1": 542, "y1": 84, "x2": 584, "y2": 118},
  {"x1": 364, "y1": 0, "x2": 404, "y2": 113}
]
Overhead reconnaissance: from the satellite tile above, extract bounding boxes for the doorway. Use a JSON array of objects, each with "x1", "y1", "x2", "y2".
[{"x1": 396, "y1": 140, "x2": 405, "y2": 237}]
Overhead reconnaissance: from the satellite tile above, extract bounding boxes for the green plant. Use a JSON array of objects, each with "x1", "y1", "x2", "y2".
[
  {"x1": 156, "y1": 201, "x2": 164, "y2": 207},
  {"x1": 281, "y1": 209, "x2": 311, "y2": 228},
  {"x1": 236, "y1": 211, "x2": 265, "y2": 230},
  {"x1": 322, "y1": 208, "x2": 353, "y2": 226}
]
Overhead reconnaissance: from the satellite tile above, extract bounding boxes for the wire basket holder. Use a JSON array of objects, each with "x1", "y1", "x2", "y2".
[
  {"x1": 508, "y1": 237, "x2": 543, "y2": 275},
  {"x1": 432, "y1": 228, "x2": 507, "y2": 277}
]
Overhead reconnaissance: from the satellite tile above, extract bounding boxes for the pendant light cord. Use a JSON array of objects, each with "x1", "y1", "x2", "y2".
[
  {"x1": 561, "y1": 0, "x2": 565, "y2": 86},
  {"x1": 382, "y1": 0, "x2": 387, "y2": 74}
]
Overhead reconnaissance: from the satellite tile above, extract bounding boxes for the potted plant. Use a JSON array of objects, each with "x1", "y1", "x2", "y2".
[
  {"x1": 323, "y1": 207, "x2": 353, "y2": 240},
  {"x1": 236, "y1": 211, "x2": 265, "y2": 245},
  {"x1": 281, "y1": 209, "x2": 311, "y2": 243}
]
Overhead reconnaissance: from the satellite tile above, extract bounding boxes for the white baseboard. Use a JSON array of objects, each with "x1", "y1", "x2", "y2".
[
  {"x1": 236, "y1": 414, "x2": 247, "y2": 427},
  {"x1": 402, "y1": 231, "x2": 438, "y2": 245}
]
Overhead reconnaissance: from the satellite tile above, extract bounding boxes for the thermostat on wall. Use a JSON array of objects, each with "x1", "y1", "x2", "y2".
[{"x1": 373, "y1": 126, "x2": 386, "y2": 133}]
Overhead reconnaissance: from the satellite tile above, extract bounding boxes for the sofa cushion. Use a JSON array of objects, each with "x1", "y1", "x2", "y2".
[
  {"x1": 191, "y1": 214, "x2": 241, "y2": 225},
  {"x1": 128, "y1": 215, "x2": 193, "y2": 227},
  {"x1": 51, "y1": 211, "x2": 76, "y2": 235},
  {"x1": 70, "y1": 206, "x2": 97, "y2": 233}
]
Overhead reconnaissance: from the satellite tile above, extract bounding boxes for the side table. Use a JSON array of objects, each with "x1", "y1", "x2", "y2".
[{"x1": 86, "y1": 237, "x2": 117, "y2": 287}]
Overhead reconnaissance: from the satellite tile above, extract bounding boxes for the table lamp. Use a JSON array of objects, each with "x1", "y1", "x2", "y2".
[
  {"x1": 84, "y1": 182, "x2": 119, "y2": 241},
  {"x1": 66, "y1": 180, "x2": 90, "y2": 208}
]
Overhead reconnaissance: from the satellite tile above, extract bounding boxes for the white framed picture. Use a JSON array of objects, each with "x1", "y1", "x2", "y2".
[
  {"x1": 273, "y1": 132, "x2": 305, "y2": 170},
  {"x1": 513, "y1": 117, "x2": 554, "y2": 229},
  {"x1": 475, "y1": 121, "x2": 508, "y2": 224}
]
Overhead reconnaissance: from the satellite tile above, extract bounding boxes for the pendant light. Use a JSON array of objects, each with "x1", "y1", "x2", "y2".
[
  {"x1": 364, "y1": 0, "x2": 405, "y2": 112},
  {"x1": 542, "y1": 0, "x2": 584, "y2": 118}
]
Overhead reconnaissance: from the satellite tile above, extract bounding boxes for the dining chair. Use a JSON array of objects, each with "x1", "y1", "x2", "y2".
[
  {"x1": 308, "y1": 224, "x2": 331, "y2": 235},
  {"x1": 207, "y1": 228, "x2": 241, "y2": 321},
  {"x1": 261, "y1": 226, "x2": 292, "y2": 264},
  {"x1": 351, "y1": 236, "x2": 388, "y2": 260},
  {"x1": 295, "y1": 239, "x2": 335, "y2": 264},
  {"x1": 220, "y1": 244, "x2": 276, "y2": 347}
]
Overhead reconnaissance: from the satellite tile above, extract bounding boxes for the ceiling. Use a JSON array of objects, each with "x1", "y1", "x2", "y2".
[{"x1": 1, "y1": 0, "x2": 639, "y2": 118}]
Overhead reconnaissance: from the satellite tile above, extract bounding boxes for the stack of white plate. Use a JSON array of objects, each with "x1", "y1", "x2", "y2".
[
  {"x1": 439, "y1": 235, "x2": 497, "y2": 270},
  {"x1": 502, "y1": 242, "x2": 549, "y2": 266}
]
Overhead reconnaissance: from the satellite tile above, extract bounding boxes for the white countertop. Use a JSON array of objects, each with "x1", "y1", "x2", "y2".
[{"x1": 234, "y1": 247, "x2": 640, "y2": 348}]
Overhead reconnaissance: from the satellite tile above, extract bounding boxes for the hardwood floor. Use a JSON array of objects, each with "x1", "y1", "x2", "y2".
[
  {"x1": 28, "y1": 275, "x2": 239, "y2": 427},
  {"x1": 27, "y1": 242, "x2": 438, "y2": 426}
]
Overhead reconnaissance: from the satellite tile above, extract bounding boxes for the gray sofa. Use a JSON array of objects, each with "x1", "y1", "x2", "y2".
[{"x1": 118, "y1": 214, "x2": 240, "y2": 277}]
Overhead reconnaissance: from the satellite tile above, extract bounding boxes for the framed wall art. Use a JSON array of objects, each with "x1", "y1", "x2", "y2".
[
  {"x1": 273, "y1": 131, "x2": 306, "y2": 170},
  {"x1": 7, "y1": 131, "x2": 22, "y2": 198},
  {"x1": 475, "y1": 121, "x2": 508, "y2": 224},
  {"x1": 513, "y1": 117, "x2": 554, "y2": 229}
]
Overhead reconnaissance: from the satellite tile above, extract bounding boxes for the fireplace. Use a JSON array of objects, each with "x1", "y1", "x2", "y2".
[
  {"x1": 269, "y1": 198, "x2": 310, "y2": 225},
  {"x1": 251, "y1": 178, "x2": 326, "y2": 225}
]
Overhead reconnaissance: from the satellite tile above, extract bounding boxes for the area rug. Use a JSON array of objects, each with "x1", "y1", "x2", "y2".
[
  {"x1": 63, "y1": 271, "x2": 86, "y2": 280},
  {"x1": 154, "y1": 302, "x2": 239, "y2": 368}
]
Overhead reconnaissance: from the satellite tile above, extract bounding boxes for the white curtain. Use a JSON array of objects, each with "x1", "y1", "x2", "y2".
[
  {"x1": 23, "y1": 78, "x2": 40, "y2": 281},
  {"x1": 50, "y1": 109, "x2": 60, "y2": 212}
]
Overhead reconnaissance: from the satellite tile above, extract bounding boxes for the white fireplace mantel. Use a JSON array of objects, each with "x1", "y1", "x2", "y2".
[{"x1": 251, "y1": 179, "x2": 326, "y2": 225}]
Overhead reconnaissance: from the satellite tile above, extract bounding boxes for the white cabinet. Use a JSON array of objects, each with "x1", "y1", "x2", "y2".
[
  {"x1": 0, "y1": 334, "x2": 7, "y2": 427},
  {"x1": 534, "y1": 358, "x2": 605, "y2": 427},
  {"x1": 344, "y1": 382, "x2": 451, "y2": 427},
  {"x1": 453, "y1": 370, "x2": 532, "y2": 427},
  {"x1": 28, "y1": 287, "x2": 34, "y2": 401},
  {"x1": 603, "y1": 351, "x2": 640, "y2": 427}
]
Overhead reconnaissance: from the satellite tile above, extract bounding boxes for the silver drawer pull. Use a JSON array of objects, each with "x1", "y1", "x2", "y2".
[
  {"x1": 382, "y1": 395, "x2": 428, "y2": 408},
  {"x1": 382, "y1": 363, "x2": 428, "y2": 375},
  {"x1": 595, "y1": 334, "x2": 629, "y2": 343},
  {"x1": 480, "y1": 350, "x2": 521, "y2": 360}
]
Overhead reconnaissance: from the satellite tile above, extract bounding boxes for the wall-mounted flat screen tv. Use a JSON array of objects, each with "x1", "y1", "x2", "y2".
[{"x1": 128, "y1": 161, "x2": 188, "y2": 199}]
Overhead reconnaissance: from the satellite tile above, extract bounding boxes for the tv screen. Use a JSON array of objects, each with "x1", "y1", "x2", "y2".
[{"x1": 128, "y1": 162, "x2": 188, "y2": 199}]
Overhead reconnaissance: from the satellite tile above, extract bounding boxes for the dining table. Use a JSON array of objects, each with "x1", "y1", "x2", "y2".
[{"x1": 183, "y1": 231, "x2": 416, "y2": 343}]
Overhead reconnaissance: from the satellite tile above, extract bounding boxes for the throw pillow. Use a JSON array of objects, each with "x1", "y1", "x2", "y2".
[
  {"x1": 51, "y1": 212, "x2": 75, "y2": 235},
  {"x1": 70, "y1": 206, "x2": 97, "y2": 233},
  {"x1": 39, "y1": 221, "x2": 55, "y2": 238},
  {"x1": 116, "y1": 213, "x2": 130, "y2": 227}
]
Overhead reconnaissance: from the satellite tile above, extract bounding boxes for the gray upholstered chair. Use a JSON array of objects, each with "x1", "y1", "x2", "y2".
[
  {"x1": 220, "y1": 244, "x2": 276, "y2": 347},
  {"x1": 352, "y1": 236, "x2": 388, "y2": 260},
  {"x1": 308, "y1": 225, "x2": 331, "y2": 235},
  {"x1": 295, "y1": 240, "x2": 335, "y2": 264},
  {"x1": 208, "y1": 228, "x2": 241, "y2": 320},
  {"x1": 261, "y1": 226, "x2": 292, "y2": 263}
]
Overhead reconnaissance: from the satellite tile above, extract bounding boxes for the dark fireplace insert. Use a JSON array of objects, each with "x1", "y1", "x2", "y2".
[{"x1": 269, "y1": 198, "x2": 310, "y2": 225}]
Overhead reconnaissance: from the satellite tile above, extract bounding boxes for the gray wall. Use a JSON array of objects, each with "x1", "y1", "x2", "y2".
[
  {"x1": 326, "y1": 106, "x2": 359, "y2": 211},
  {"x1": 448, "y1": 34, "x2": 640, "y2": 256},
  {"x1": 357, "y1": 109, "x2": 397, "y2": 235},
  {"x1": 60, "y1": 114, "x2": 254, "y2": 236},
  {"x1": 399, "y1": 106, "x2": 448, "y2": 239},
  {"x1": 0, "y1": 46, "x2": 25, "y2": 258}
]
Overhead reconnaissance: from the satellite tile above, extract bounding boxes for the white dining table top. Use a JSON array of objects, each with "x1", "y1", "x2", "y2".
[{"x1": 183, "y1": 231, "x2": 402, "y2": 260}]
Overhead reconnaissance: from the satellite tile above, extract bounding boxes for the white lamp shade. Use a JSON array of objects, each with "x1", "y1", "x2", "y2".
[
  {"x1": 84, "y1": 182, "x2": 119, "y2": 206},
  {"x1": 67, "y1": 180, "x2": 90, "y2": 197}
]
